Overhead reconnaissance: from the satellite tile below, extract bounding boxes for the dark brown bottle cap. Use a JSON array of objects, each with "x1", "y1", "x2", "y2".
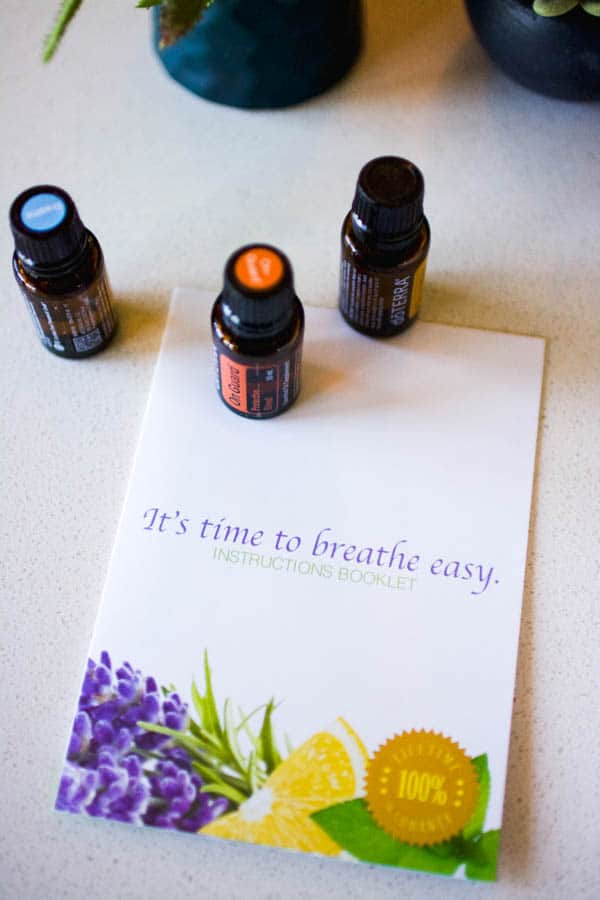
[
  {"x1": 221, "y1": 245, "x2": 296, "y2": 337},
  {"x1": 10, "y1": 185, "x2": 87, "y2": 269},
  {"x1": 352, "y1": 157, "x2": 425, "y2": 240}
]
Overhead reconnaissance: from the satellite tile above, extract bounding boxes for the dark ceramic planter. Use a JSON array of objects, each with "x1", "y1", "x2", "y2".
[
  {"x1": 153, "y1": 0, "x2": 362, "y2": 109},
  {"x1": 465, "y1": 0, "x2": 600, "y2": 100}
]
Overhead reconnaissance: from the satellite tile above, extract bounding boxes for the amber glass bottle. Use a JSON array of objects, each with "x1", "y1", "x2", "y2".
[
  {"x1": 211, "y1": 245, "x2": 304, "y2": 419},
  {"x1": 10, "y1": 185, "x2": 117, "y2": 358},
  {"x1": 339, "y1": 156, "x2": 430, "y2": 337}
]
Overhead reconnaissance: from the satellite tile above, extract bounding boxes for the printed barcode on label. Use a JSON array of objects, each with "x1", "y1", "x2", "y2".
[{"x1": 73, "y1": 328, "x2": 103, "y2": 353}]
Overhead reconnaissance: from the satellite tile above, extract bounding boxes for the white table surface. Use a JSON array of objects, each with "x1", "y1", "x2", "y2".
[{"x1": 1, "y1": 1, "x2": 599, "y2": 898}]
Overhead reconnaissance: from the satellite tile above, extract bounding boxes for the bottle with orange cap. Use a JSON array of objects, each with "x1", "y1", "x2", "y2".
[{"x1": 211, "y1": 244, "x2": 304, "y2": 419}]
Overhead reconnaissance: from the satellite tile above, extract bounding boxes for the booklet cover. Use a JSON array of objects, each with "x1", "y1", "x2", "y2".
[{"x1": 56, "y1": 289, "x2": 544, "y2": 881}]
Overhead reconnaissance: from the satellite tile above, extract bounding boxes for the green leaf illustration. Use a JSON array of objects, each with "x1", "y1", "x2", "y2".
[
  {"x1": 199, "y1": 782, "x2": 248, "y2": 806},
  {"x1": 258, "y1": 700, "x2": 283, "y2": 775},
  {"x1": 312, "y1": 753, "x2": 500, "y2": 880},
  {"x1": 463, "y1": 754, "x2": 490, "y2": 840},
  {"x1": 138, "y1": 650, "x2": 287, "y2": 807},
  {"x1": 312, "y1": 800, "x2": 462, "y2": 874},
  {"x1": 202, "y1": 649, "x2": 224, "y2": 742},
  {"x1": 464, "y1": 830, "x2": 501, "y2": 881}
]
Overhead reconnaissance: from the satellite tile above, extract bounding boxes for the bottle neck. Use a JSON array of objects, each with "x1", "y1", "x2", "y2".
[
  {"x1": 15, "y1": 229, "x2": 93, "y2": 279},
  {"x1": 220, "y1": 294, "x2": 296, "y2": 340},
  {"x1": 350, "y1": 211, "x2": 423, "y2": 255}
]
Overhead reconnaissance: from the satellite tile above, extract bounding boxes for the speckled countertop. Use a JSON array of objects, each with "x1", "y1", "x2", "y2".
[{"x1": 1, "y1": 2, "x2": 598, "y2": 898}]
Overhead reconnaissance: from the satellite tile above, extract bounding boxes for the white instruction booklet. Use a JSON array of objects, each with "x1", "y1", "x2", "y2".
[{"x1": 56, "y1": 289, "x2": 544, "y2": 881}]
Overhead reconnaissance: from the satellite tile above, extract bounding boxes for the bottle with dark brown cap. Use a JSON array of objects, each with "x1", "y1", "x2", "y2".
[
  {"x1": 211, "y1": 244, "x2": 304, "y2": 419},
  {"x1": 339, "y1": 157, "x2": 430, "y2": 337}
]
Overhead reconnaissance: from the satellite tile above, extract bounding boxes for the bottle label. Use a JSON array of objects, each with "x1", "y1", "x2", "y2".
[
  {"x1": 215, "y1": 346, "x2": 302, "y2": 419},
  {"x1": 340, "y1": 258, "x2": 427, "y2": 335},
  {"x1": 20, "y1": 192, "x2": 67, "y2": 232},
  {"x1": 20, "y1": 273, "x2": 116, "y2": 356}
]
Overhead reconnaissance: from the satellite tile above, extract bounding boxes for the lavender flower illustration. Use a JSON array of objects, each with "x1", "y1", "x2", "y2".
[
  {"x1": 56, "y1": 652, "x2": 228, "y2": 829},
  {"x1": 57, "y1": 650, "x2": 285, "y2": 831}
]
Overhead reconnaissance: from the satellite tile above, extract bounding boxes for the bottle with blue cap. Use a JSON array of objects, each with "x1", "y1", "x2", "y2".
[{"x1": 9, "y1": 185, "x2": 117, "y2": 358}]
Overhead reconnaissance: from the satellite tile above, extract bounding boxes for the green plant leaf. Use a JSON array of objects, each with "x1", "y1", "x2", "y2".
[
  {"x1": 237, "y1": 705, "x2": 262, "y2": 745},
  {"x1": 199, "y1": 782, "x2": 248, "y2": 806},
  {"x1": 43, "y1": 0, "x2": 83, "y2": 62},
  {"x1": 143, "y1": 649, "x2": 287, "y2": 803},
  {"x1": 191, "y1": 758, "x2": 224, "y2": 783},
  {"x1": 311, "y1": 800, "x2": 462, "y2": 875},
  {"x1": 246, "y1": 749, "x2": 261, "y2": 793},
  {"x1": 464, "y1": 830, "x2": 501, "y2": 881},
  {"x1": 258, "y1": 700, "x2": 283, "y2": 774},
  {"x1": 463, "y1": 754, "x2": 491, "y2": 840},
  {"x1": 191, "y1": 761, "x2": 249, "y2": 795},
  {"x1": 158, "y1": 0, "x2": 215, "y2": 48},
  {"x1": 222, "y1": 698, "x2": 248, "y2": 773},
  {"x1": 181, "y1": 710, "x2": 225, "y2": 754},
  {"x1": 137, "y1": 1, "x2": 163, "y2": 7},
  {"x1": 188, "y1": 717, "x2": 205, "y2": 741},
  {"x1": 191, "y1": 680, "x2": 206, "y2": 726},
  {"x1": 581, "y1": 1, "x2": 600, "y2": 15},
  {"x1": 532, "y1": 0, "x2": 579, "y2": 16},
  {"x1": 201, "y1": 650, "x2": 224, "y2": 741},
  {"x1": 138, "y1": 721, "x2": 221, "y2": 761},
  {"x1": 137, "y1": 720, "x2": 189, "y2": 740}
]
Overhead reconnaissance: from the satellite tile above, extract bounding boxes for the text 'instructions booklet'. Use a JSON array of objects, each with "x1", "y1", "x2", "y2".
[{"x1": 57, "y1": 289, "x2": 544, "y2": 881}]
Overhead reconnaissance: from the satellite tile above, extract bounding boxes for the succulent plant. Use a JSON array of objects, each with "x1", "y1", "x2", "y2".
[
  {"x1": 43, "y1": 0, "x2": 216, "y2": 62},
  {"x1": 533, "y1": 1, "x2": 600, "y2": 15}
]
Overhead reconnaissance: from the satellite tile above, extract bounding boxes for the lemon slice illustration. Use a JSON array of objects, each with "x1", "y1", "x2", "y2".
[{"x1": 200, "y1": 718, "x2": 367, "y2": 855}]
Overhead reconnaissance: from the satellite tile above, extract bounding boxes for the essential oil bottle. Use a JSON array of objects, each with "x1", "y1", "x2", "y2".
[
  {"x1": 10, "y1": 185, "x2": 117, "y2": 358},
  {"x1": 211, "y1": 245, "x2": 304, "y2": 419},
  {"x1": 339, "y1": 156, "x2": 430, "y2": 337}
]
